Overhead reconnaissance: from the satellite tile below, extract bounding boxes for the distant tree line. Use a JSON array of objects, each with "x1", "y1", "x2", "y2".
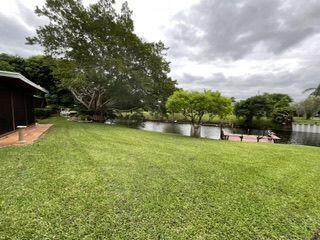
[
  {"x1": 293, "y1": 84, "x2": 320, "y2": 119},
  {"x1": 233, "y1": 86, "x2": 320, "y2": 125}
]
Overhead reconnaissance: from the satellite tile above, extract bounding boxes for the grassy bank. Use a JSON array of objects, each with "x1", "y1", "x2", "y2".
[
  {"x1": 294, "y1": 117, "x2": 320, "y2": 125},
  {"x1": 0, "y1": 118, "x2": 320, "y2": 239}
]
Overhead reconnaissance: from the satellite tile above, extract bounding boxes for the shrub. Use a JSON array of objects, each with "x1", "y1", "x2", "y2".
[
  {"x1": 35, "y1": 108, "x2": 53, "y2": 119},
  {"x1": 272, "y1": 107, "x2": 293, "y2": 125},
  {"x1": 128, "y1": 112, "x2": 145, "y2": 121}
]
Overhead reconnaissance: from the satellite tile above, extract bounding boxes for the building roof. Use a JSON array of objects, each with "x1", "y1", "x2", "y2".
[{"x1": 0, "y1": 71, "x2": 48, "y2": 93}]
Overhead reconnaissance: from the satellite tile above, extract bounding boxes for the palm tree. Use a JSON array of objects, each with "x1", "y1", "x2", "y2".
[{"x1": 303, "y1": 83, "x2": 320, "y2": 96}]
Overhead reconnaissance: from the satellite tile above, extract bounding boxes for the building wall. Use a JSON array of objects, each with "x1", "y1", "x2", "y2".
[
  {"x1": 0, "y1": 90, "x2": 14, "y2": 135},
  {"x1": 0, "y1": 87, "x2": 35, "y2": 136}
]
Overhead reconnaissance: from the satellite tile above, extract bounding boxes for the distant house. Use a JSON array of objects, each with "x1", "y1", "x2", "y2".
[{"x1": 0, "y1": 71, "x2": 48, "y2": 136}]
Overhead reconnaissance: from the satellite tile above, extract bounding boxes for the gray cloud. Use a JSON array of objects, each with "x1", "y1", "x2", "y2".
[
  {"x1": 177, "y1": 65, "x2": 319, "y2": 100},
  {"x1": 168, "y1": 0, "x2": 320, "y2": 61},
  {"x1": 16, "y1": 1, "x2": 46, "y2": 28},
  {"x1": 0, "y1": 3, "x2": 43, "y2": 56},
  {"x1": 166, "y1": 0, "x2": 320, "y2": 100}
]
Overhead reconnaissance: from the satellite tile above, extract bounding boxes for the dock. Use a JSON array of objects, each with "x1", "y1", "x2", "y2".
[{"x1": 221, "y1": 130, "x2": 280, "y2": 143}]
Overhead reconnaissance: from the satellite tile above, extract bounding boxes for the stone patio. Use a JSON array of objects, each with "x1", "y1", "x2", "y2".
[{"x1": 0, "y1": 124, "x2": 53, "y2": 147}]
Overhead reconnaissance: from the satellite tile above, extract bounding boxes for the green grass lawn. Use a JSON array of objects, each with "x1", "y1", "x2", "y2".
[
  {"x1": 0, "y1": 118, "x2": 320, "y2": 239},
  {"x1": 294, "y1": 117, "x2": 320, "y2": 125}
]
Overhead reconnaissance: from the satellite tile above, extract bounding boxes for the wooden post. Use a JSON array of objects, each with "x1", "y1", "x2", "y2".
[{"x1": 17, "y1": 126, "x2": 27, "y2": 144}]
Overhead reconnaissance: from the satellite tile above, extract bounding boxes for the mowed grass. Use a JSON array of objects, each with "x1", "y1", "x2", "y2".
[
  {"x1": 0, "y1": 118, "x2": 320, "y2": 239},
  {"x1": 294, "y1": 117, "x2": 320, "y2": 125}
]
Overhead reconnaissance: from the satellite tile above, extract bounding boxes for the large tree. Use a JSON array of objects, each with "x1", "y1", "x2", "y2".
[
  {"x1": 234, "y1": 95, "x2": 271, "y2": 125},
  {"x1": 166, "y1": 90, "x2": 232, "y2": 136},
  {"x1": 27, "y1": 0, "x2": 176, "y2": 121},
  {"x1": 234, "y1": 93, "x2": 292, "y2": 125}
]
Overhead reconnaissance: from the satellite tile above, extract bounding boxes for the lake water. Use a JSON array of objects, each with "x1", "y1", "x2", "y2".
[{"x1": 137, "y1": 121, "x2": 320, "y2": 147}]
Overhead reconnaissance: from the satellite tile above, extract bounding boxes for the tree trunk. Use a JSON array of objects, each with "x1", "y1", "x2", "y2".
[
  {"x1": 306, "y1": 112, "x2": 312, "y2": 120},
  {"x1": 92, "y1": 111, "x2": 105, "y2": 122},
  {"x1": 190, "y1": 124, "x2": 201, "y2": 138},
  {"x1": 219, "y1": 122, "x2": 224, "y2": 140},
  {"x1": 245, "y1": 116, "x2": 253, "y2": 127}
]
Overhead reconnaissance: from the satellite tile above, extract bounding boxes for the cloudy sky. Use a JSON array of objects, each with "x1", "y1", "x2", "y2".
[{"x1": 0, "y1": 0, "x2": 319, "y2": 100}]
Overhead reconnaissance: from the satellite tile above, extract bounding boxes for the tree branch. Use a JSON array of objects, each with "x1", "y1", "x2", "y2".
[{"x1": 70, "y1": 88, "x2": 90, "y2": 109}]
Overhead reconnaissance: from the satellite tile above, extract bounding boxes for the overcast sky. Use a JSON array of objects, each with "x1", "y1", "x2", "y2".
[{"x1": 0, "y1": 0, "x2": 319, "y2": 101}]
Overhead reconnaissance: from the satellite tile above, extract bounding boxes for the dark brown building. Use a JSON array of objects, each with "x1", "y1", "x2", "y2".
[{"x1": 0, "y1": 71, "x2": 48, "y2": 136}]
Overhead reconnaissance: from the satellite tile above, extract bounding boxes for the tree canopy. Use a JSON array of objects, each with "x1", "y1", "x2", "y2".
[
  {"x1": 166, "y1": 90, "x2": 232, "y2": 125},
  {"x1": 293, "y1": 96, "x2": 320, "y2": 119},
  {"x1": 234, "y1": 93, "x2": 293, "y2": 125},
  {"x1": 27, "y1": 0, "x2": 176, "y2": 121},
  {"x1": 0, "y1": 53, "x2": 26, "y2": 73}
]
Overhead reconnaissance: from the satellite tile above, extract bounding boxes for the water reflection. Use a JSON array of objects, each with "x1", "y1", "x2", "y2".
[
  {"x1": 140, "y1": 122, "x2": 191, "y2": 136},
  {"x1": 276, "y1": 129, "x2": 320, "y2": 146},
  {"x1": 138, "y1": 121, "x2": 320, "y2": 147}
]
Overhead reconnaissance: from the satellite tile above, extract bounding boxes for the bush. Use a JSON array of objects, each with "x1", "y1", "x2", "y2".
[
  {"x1": 272, "y1": 107, "x2": 293, "y2": 125},
  {"x1": 35, "y1": 108, "x2": 53, "y2": 119},
  {"x1": 118, "y1": 111, "x2": 145, "y2": 122},
  {"x1": 128, "y1": 112, "x2": 144, "y2": 121},
  {"x1": 46, "y1": 104, "x2": 61, "y2": 114}
]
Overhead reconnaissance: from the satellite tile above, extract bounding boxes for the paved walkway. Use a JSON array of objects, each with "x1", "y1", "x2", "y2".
[{"x1": 0, "y1": 124, "x2": 53, "y2": 147}]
